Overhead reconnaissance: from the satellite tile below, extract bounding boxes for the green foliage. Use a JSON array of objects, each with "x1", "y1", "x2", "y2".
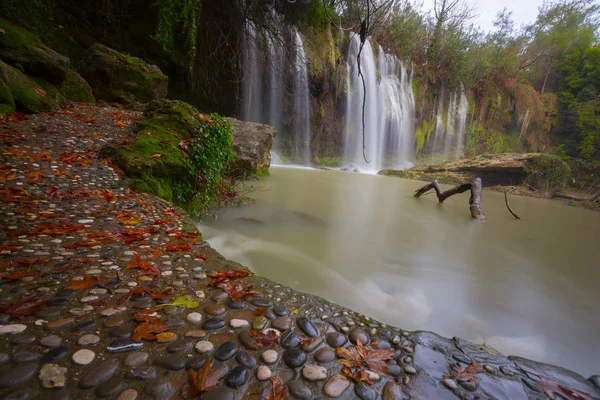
[
  {"x1": 464, "y1": 122, "x2": 524, "y2": 157},
  {"x1": 314, "y1": 156, "x2": 342, "y2": 167},
  {"x1": 526, "y1": 154, "x2": 571, "y2": 191},
  {"x1": 162, "y1": 295, "x2": 200, "y2": 308},
  {"x1": 175, "y1": 113, "x2": 235, "y2": 218}
]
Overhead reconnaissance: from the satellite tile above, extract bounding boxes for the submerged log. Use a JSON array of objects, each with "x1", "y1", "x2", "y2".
[
  {"x1": 414, "y1": 177, "x2": 485, "y2": 220},
  {"x1": 551, "y1": 191, "x2": 600, "y2": 203}
]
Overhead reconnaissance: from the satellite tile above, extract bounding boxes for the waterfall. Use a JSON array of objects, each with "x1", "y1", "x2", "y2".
[
  {"x1": 431, "y1": 84, "x2": 468, "y2": 160},
  {"x1": 241, "y1": 19, "x2": 312, "y2": 165},
  {"x1": 455, "y1": 88, "x2": 468, "y2": 159},
  {"x1": 343, "y1": 34, "x2": 415, "y2": 172}
]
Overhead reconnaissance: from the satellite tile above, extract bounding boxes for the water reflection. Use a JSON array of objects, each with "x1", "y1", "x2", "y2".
[{"x1": 201, "y1": 167, "x2": 600, "y2": 375}]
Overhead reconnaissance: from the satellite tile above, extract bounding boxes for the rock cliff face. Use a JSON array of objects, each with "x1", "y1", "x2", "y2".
[
  {"x1": 380, "y1": 153, "x2": 570, "y2": 191},
  {"x1": 79, "y1": 44, "x2": 168, "y2": 106},
  {"x1": 227, "y1": 118, "x2": 276, "y2": 177}
]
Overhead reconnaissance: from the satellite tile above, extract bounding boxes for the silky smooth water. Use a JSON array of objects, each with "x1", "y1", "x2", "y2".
[{"x1": 201, "y1": 167, "x2": 600, "y2": 376}]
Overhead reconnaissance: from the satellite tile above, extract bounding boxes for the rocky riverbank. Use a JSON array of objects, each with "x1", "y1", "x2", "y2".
[{"x1": 1, "y1": 105, "x2": 600, "y2": 399}]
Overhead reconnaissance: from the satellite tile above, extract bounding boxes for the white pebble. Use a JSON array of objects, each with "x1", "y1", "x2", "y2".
[
  {"x1": 72, "y1": 349, "x2": 95, "y2": 365},
  {"x1": 0, "y1": 324, "x2": 27, "y2": 335},
  {"x1": 261, "y1": 350, "x2": 279, "y2": 364},
  {"x1": 229, "y1": 319, "x2": 250, "y2": 329},
  {"x1": 195, "y1": 341, "x2": 214, "y2": 353},
  {"x1": 303, "y1": 365, "x2": 328, "y2": 381},
  {"x1": 257, "y1": 365, "x2": 272, "y2": 381},
  {"x1": 186, "y1": 313, "x2": 203, "y2": 325}
]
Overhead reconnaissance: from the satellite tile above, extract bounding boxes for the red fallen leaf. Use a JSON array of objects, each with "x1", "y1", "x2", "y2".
[
  {"x1": 253, "y1": 308, "x2": 268, "y2": 317},
  {"x1": 444, "y1": 360, "x2": 485, "y2": 383},
  {"x1": 220, "y1": 283, "x2": 259, "y2": 302},
  {"x1": 31, "y1": 223, "x2": 85, "y2": 236},
  {"x1": 7, "y1": 112, "x2": 27, "y2": 122},
  {"x1": 165, "y1": 243, "x2": 192, "y2": 252},
  {"x1": 336, "y1": 339, "x2": 395, "y2": 385},
  {"x1": 25, "y1": 171, "x2": 45, "y2": 183},
  {"x1": 152, "y1": 153, "x2": 162, "y2": 158},
  {"x1": 153, "y1": 219, "x2": 171, "y2": 225},
  {"x1": 0, "y1": 243, "x2": 21, "y2": 253},
  {"x1": 169, "y1": 129, "x2": 178, "y2": 136},
  {"x1": 0, "y1": 294, "x2": 47, "y2": 318},
  {"x1": 3, "y1": 149, "x2": 28, "y2": 157},
  {"x1": 88, "y1": 300, "x2": 106, "y2": 307},
  {"x1": 78, "y1": 157, "x2": 94, "y2": 167},
  {"x1": 54, "y1": 169, "x2": 72, "y2": 177},
  {"x1": 206, "y1": 269, "x2": 254, "y2": 287},
  {"x1": 59, "y1": 152, "x2": 79, "y2": 164},
  {"x1": 18, "y1": 258, "x2": 49, "y2": 266},
  {"x1": 194, "y1": 254, "x2": 208, "y2": 261},
  {"x1": 66, "y1": 276, "x2": 99, "y2": 290},
  {"x1": 30, "y1": 151, "x2": 53, "y2": 161},
  {"x1": 86, "y1": 232, "x2": 113, "y2": 239},
  {"x1": 264, "y1": 376, "x2": 289, "y2": 400},
  {"x1": 187, "y1": 358, "x2": 222, "y2": 397},
  {"x1": 0, "y1": 270, "x2": 35, "y2": 281},
  {"x1": 247, "y1": 329, "x2": 279, "y2": 350},
  {"x1": 114, "y1": 120, "x2": 128, "y2": 128},
  {"x1": 132, "y1": 319, "x2": 170, "y2": 342},
  {"x1": 100, "y1": 189, "x2": 116, "y2": 202},
  {"x1": 537, "y1": 378, "x2": 594, "y2": 400},
  {"x1": 54, "y1": 265, "x2": 77, "y2": 273},
  {"x1": 63, "y1": 239, "x2": 108, "y2": 249},
  {"x1": 161, "y1": 208, "x2": 179, "y2": 217},
  {"x1": 126, "y1": 252, "x2": 154, "y2": 270},
  {"x1": 151, "y1": 247, "x2": 163, "y2": 258},
  {"x1": 0, "y1": 172, "x2": 16, "y2": 183},
  {"x1": 174, "y1": 232, "x2": 200, "y2": 239}
]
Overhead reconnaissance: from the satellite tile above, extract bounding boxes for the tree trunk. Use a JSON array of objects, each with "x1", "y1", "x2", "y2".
[{"x1": 414, "y1": 177, "x2": 485, "y2": 220}]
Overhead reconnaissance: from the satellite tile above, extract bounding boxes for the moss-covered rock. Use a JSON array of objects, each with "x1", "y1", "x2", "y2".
[
  {"x1": 0, "y1": 78, "x2": 16, "y2": 116},
  {"x1": 139, "y1": 99, "x2": 203, "y2": 136},
  {"x1": 59, "y1": 69, "x2": 95, "y2": 103},
  {"x1": 226, "y1": 118, "x2": 276, "y2": 177},
  {"x1": 79, "y1": 44, "x2": 168, "y2": 105},
  {"x1": 0, "y1": 18, "x2": 69, "y2": 85},
  {"x1": 0, "y1": 60, "x2": 62, "y2": 113}
]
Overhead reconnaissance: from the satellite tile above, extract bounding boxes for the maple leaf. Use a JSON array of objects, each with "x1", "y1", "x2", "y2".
[
  {"x1": 126, "y1": 252, "x2": 155, "y2": 271},
  {"x1": 0, "y1": 172, "x2": 17, "y2": 183},
  {"x1": 18, "y1": 258, "x2": 49, "y2": 266},
  {"x1": 264, "y1": 376, "x2": 289, "y2": 400},
  {"x1": 336, "y1": 340, "x2": 395, "y2": 384},
  {"x1": 194, "y1": 253, "x2": 208, "y2": 261},
  {"x1": 26, "y1": 171, "x2": 45, "y2": 183},
  {"x1": 187, "y1": 359, "x2": 222, "y2": 398},
  {"x1": 164, "y1": 242, "x2": 192, "y2": 252},
  {"x1": 444, "y1": 360, "x2": 485, "y2": 383},
  {"x1": 206, "y1": 269, "x2": 254, "y2": 287},
  {"x1": 66, "y1": 276, "x2": 99, "y2": 290},
  {"x1": 247, "y1": 329, "x2": 279, "y2": 350},
  {"x1": 220, "y1": 283, "x2": 259, "y2": 302},
  {"x1": 0, "y1": 270, "x2": 35, "y2": 281},
  {"x1": 114, "y1": 120, "x2": 128, "y2": 128},
  {"x1": 59, "y1": 152, "x2": 79, "y2": 164},
  {"x1": 537, "y1": 378, "x2": 594, "y2": 400},
  {"x1": 0, "y1": 294, "x2": 48, "y2": 318},
  {"x1": 132, "y1": 319, "x2": 170, "y2": 341}
]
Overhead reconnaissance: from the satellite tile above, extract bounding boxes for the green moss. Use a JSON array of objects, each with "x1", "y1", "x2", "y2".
[
  {"x1": 314, "y1": 156, "x2": 342, "y2": 167},
  {"x1": 0, "y1": 60, "x2": 61, "y2": 113},
  {"x1": 0, "y1": 78, "x2": 16, "y2": 116},
  {"x1": 525, "y1": 154, "x2": 571, "y2": 191},
  {"x1": 59, "y1": 70, "x2": 95, "y2": 103},
  {"x1": 0, "y1": 18, "x2": 41, "y2": 49}
]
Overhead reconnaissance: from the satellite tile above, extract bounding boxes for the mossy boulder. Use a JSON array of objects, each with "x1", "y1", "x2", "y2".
[
  {"x1": 380, "y1": 153, "x2": 570, "y2": 192},
  {"x1": 0, "y1": 78, "x2": 16, "y2": 116},
  {"x1": 226, "y1": 118, "x2": 276, "y2": 177},
  {"x1": 0, "y1": 60, "x2": 63, "y2": 113},
  {"x1": 0, "y1": 18, "x2": 69, "y2": 85},
  {"x1": 58, "y1": 69, "x2": 95, "y2": 103},
  {"x1": 79, "y1": 44, "x2": 168, "y2": 105}
]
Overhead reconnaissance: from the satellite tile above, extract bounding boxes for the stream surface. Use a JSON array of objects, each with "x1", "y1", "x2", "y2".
[{"x1": 201, "y1": 166, "x2": 600, "y2": 376}]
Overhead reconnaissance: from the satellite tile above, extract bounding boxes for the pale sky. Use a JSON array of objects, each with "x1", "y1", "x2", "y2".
[{"x1": 421, "y1": 0, "x2": 546, "y2": 32}]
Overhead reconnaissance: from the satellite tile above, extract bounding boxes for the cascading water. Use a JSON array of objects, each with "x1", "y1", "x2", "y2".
[
  {"x1": 343, "y1": 35, "x2": 415, "y2": 172},
  {"x1": 241, "y1": 19, "x2": 311, "y2": 164},
  {"x1": 455, "y1": 87, "x2": 469, "y2": 159},
  {"x1": 430, "y1": 84, "x2": 469, "y2": 160}
]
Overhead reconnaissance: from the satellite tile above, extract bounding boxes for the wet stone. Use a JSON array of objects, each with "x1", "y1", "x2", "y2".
[
  {"x1": 252, "y1": 316, "x2": 268, "y2": 330},
  {"x1": 124, "y1": 352, "x2": 149, "y2": 367},
  {"x1": 104, "y1": 315, "x2": 125, "y2": 327},
  {"x1": 186, "y1": 355, "x2": 206, "y2": 370},
  {"x1": 10, "y1": 333, "x2": 36, "y2": 346},
  {"x1": 257, "y1": 365, "x2": 271, "y2": 381},
  {"x1": 144, "y1": 378, "x2": 176, "y2": 400},
  {"x1": 230, "y1": 319, "x2": 250, "y2": 328},
  {"x1": 13, "y1": 351, "x2": 40, "y2": 363},
  {"x1": 227, "y1": 298, "x2": 246, "y2": 309},
  {"x1": 95, "y1": 376, "x2": 123, "y2": 398},
  {"x1": 202, "y1": 317, "x2": 225, "y2": 330},
  {"x1": 56, "y1": 289, "x2": 76, "y2": 297},
  {"x1": 303, "y1": 365, "x2": 328, "y2": 381},
  {"x1": 283, "y1": 348, "x2": 307, "y2": 368},
  {"x1": 108, "y1": 327, "x2": 131, "y2": 339},
  {"x1": 214, "y1": 342, "x2": 239, "y2": 361},
  {"x1": 323, "y1": 374, "x2": 351, "y2": 398},
  {"x1": 195, "y1": 341, "x2": 214, "y2": 353},
  {"x1": 281, "y1": 330, "x2": 301, "y2": 349},
  {"x1": 107, "y1": 339, "x2": 143, "y2": 353},
  {"x1": 79, "y1": 358, "x2": 120, "y2": 389},
  {"x1": 326, "y1": 332, "x2": 347, "y2": 348},
  {"x1": 72, "y1": 349, "x2": 95, "y2": 365},
  {"x1": 271, "y1": 317, "x2": 292, "y2": 331},
  {"x1": 185, "y1": 330, "x2": 206, "y2": 339},
  {"x1": 167, "y1": 339, "x2": 193, "y2": 353},
  {"x1": 126, "y1": 366, "x2": 157, "y2": 381},
  {"x1": 45, "y1": 318, "x2": 74, "y2": 329},
  {"x1": 4, "y1": 388, "x2": 33, "y2": 400},
  {"x1": 72, "y1": 320, "x2": 95, "y2": 332},
  {"x1": 265, "y1": 309, "x2": 276, "y2": 320},
  {"x1": 302, "y1": 336, "x2": 324, "y2": 352},
  {"x1": 154, "y1": 355, "x2": 185, "y2": 371},
  {"x1": 186, "y1": 312, "x2": 202, "y2": 324},
  {"x1": 460, "y1": 379, "x2": 477, "y2": 391},
  {"x1": 315, "y1": 347, "x2": 336, "y2": 363},
  {"x1": 36, "y1": 308, "x2": 62, "y2": 320},
  {"x1": 355, "y1": 383, "x2": 378, "y2": 400},
  {"x1": 204, "y1": 304, "x2": 226, "y2": 316},
  {"x1": 376, "y1": 340, "x2": 392, "y2": 350},
  {"x1": 40, "y1": 346, "x2": 69, "y2": 363},
  {"x1": 235, "y1": 351, "x2": 257, "y2": 369},
  {"x1": 0, "y1": 363, "x2": 38, "y2": 388},
  {"x1": 116, "y1": 389, "x2": 138, "y2": 400},
  {"x1": 403, "y1": 365, "x2": 417, "y2": 375},
  {"x1": 288, "y1": 380, "x2": 313, "y2": 400},
  {"x1": 0, "y1": 324, "x2": 27, "y2": 335},
  {"x1": 38, "y1": 363, "x2": 66, "y2": 389},
  {"x1": 251, "y1": 298, "x2": 273, "y2": 308},
  {"x1": 382, "y1": 382, "x2": 405, "y2": 400},
  {"x1": 202, "y1": 387, "x2": 234, "y2": 400},
  {"x1": 387, "y1": 363, "x2": 403, "y2": 377},
  {"x1": 297, "y1": 317, "x2": 319, "y2": 337},
  {"x1": 225, "y1": 365, "x2": 249, "y2": 388},
  {"x1": 40, "y1": 335, "x2": 62, "y2": 347},
  {"x1": 442, "y1": 378, "x2": 458, "y2": 390},
  {"x1": 262, "y1": 349, "x2": 279, "y2": 364},
  {"x1": 590, "y1": 375, "x2": 600, "y2": 389},
  {"x1": 273, "y1": 305, "x2": 289, "y2": 317},
  {"x1": 78, "y1": 334, "x2": 100, "y2": 345},
  {"x1": 349, "y1": 328, "x2": 369, "y2": 345}
]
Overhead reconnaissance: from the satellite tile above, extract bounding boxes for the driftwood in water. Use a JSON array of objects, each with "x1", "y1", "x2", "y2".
[
  {"x1": 504, "y1": 188, "x2": 521, "y2": 219},
  {"x1": 414, "y1": 177, "x2": 485, "y2": 220},
  {"x1": 552, "y1": 191, "x2": 600, "y2": 202}
]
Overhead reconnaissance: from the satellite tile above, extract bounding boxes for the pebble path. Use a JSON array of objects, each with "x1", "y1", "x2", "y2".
[{"x1": 1, "y1": 104, "x2": 599, "y2": 399}]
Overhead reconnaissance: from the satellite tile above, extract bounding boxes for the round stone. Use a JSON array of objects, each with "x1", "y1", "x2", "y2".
[
  {"x1": 323, "y1": 374, "x2": 351, "y2": 398},
  {"x1": 326, "y1": 332, "x2": 347, "y2": 348},
  {"x1": 185, "y1": 330, "x2": 207, "y2": 338},
  {"x1": 119, "y1": 349, "x2": 147, "y2": 366},
  {"x1": 117, "y1": 389, "x2": 138, "y2": 400},
  {"x1": 40, "y1": 346, "x2": 69, "y2": 363},
  {"x1": 109, "y1": 327, "x2": 131, "y2": 339},
  {"x1": 288, "y1": 380, "x2": 313, "y2": 400},
  {"x1": 11, "y1": 333, "x2": 36, "y2": 345},
  {"x1": 12, "y1": 351, "x2": 40, "y2": 363},
  {"x1": 297, "y1": 317, "x2": 319, "y2": 337},
  {"x1": 79, "y1": 359, "x2": 120, "y2": 389},
  {"x1": 273, "y1": 305, "x2": 289, "y2": 317},
  {"x1": 186, "y1": 356, "x2": 207, "y2": 370},
  {"x1": 126, "y1": 366, "x2": 157, "y2": 381},
  {"x1": 45, "y1": 318, "x2": 74, "y2": 330},
  {"x1": 38, "y1": 363, "x2": 67, "y2": 389},
  {"x1": 302, "y1": 336, "x2": 324, "y2": 352},
  {"x1": 4, "y1": 388, "x2": 34, "y2": 400},
  {"x1": 442, "y1": 378, "x2": 458, "y2": 390},
  {"x1": 271, "y1": 317, "x2": 292, "y2": 331},
  {"x1": 230, "y1": 319, "x2": 250, "y2": 329},
  {"x1": 315, "y1": 347, "x2": 336, "y2": 363},
  {"x1": 72, "y1": 349, "x2": 96, "y2": 365},
  {"x1": 40, "y1": 335, "x2": 62, "y2": 347},
  {"x1": 186, "y1": 312, "x2": 202, "y2": 324},
  {"x1": 167, "y1": 339, "x2": 193, "y2": 353},
  {"x1": 283, "y1": 349, "x2": 307, "y2": 368},
  {"x1": 403, "y1": 365, "x2": 417, "y2": 374},
  {"x1": 0, "y1": 324, "x2": 27, "y2": 335},
  {"x1": 144, "y1": 378, "x2": 176, "y2": 399},
  {"x1": 355, "y1": 383, "x2": 378, "y2": 400},
  {"x1": 225, "y1": 366, "x2": 249, "y2": 388},
  {"x1": 256, "y1": 365, "x2": 271, "y2": 381},
  {"x1": 202, "y1": 317, "x2": 225, "y2": 330},
  {"x1": 303, "y1": 365, "x2": 328, "y2": 381},
  {"x1": 251, "y1": 298, "x2": 273, "y2": 308},
  {"x1": 349, "y1": 328, "x2": 369, "y2": 345},
  {"x1": 195, "y1": 341, "x2": 214, "y2": 354},
  {"x1": 72, "y1": 320, "x2": 96, "y2": 332},
  {"x1": 204, "y1": 304, "x2": 226, "y2": 316},
  {"x1": 214, "y1": 342, "x2": 238, "y2": 361},
  {"x1": 238, "y1": 331, "x2": 257, "y2": 349},
  {"x1": 261, "y1": 350, "x2": 279, "y2": 364},
  {"x1": 235, "y1": 351, "x2": 257, "y2": 369},
  {"x1": 154, "y1": 355, "x2": 185, "y2": 371},
  {"x1": 383, "y1": 382, "x2": 404, "y2": 399},
  {"x1": 78, "y1": 334, "x2": 101, "y2": 345},
  {"x1": 95, "y1": 376, "x2": 123, "y2": 398},
  {"x1": 107, "y1": 339, "x2": 143, "y2": 353},
  {"x1": 281, "y1": 330, "x2": 300, "y2": 349}
]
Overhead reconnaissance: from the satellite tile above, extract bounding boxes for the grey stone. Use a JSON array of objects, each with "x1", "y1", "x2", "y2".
[
  {"x1": 0, "y1": 363, "x2": 37, "y2": 388},
  {"x1": 79, "y1": 358, "x2": 120, "y2": 389}
]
